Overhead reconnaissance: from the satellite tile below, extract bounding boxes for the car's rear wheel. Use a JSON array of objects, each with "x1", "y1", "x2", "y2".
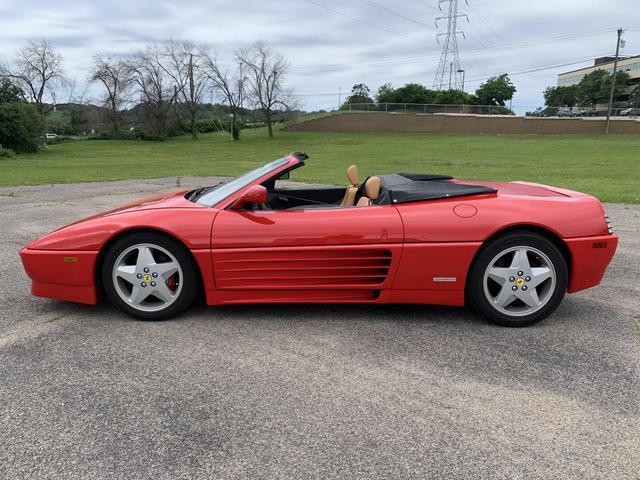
[
  {"x1": 468, "y1": 232, "x2": 568, "y2": 327},
  {"x1": 102, "y1": 232, "x2": 198, "y2": 320}
]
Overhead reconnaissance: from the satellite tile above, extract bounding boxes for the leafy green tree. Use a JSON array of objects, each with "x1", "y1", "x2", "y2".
[
  {"x1": 475, "y1": 74, "x2": 516, "y2": 106},
  {"x1": 433, "y1": 89, "x2": 474, "y2": 105},
  {"x1": 0, "y1": 102, "x2": 43, "y2": 153},
  {"x1": 574, "y1": 69, "x2": 630, "y2": 106},
  {"x1": 45, "y1": 110, "x2": 72, "y2": 135},
  {"x1": 543, "y1": 85, "x2": 577, "y2": 107},
  {"x1": 574, "y1": 69, "x2": 607, "y2": 106},
  {"x1": 346, "y1": 83, "x2": 374, "y2": 104},
  {"x1": 375, "y1": 83, "x2": 395, "y2": 103},
  {"x1": 629, "y1": 85, "x2": 640, "y2": 108},
  {"x1": 391, "y1": 83, "x2": 437, "y2": 104},
  {"x1": 598, "y1": 70, "x2": 630, "y2": 104},
  {"x1": 0, "y1": 79, "x2": 26, "y2": 104}
]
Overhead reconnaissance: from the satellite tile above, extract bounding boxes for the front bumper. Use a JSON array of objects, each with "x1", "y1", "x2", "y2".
[
  {"x1": 565, "y1": 234, "x2": 618, "y2": 293},
  {"x1": 20, "y1": 248, "x2": 99, "y2": 304}
]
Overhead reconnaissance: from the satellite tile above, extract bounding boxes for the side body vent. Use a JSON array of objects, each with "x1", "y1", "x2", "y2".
[{"x1": 214, "y1": 248, "x2": 393, "y2": 290}]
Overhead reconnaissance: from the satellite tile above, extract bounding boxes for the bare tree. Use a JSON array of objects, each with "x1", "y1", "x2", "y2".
[
  {"x1": 236, "y1": 40, "x2": 290, "y2": 138},
  {"x1": 128, "y1": 44, "x2": 181, "y2": 137},
  {"x1": 202, "y1": 51, "x2": 245, "y2": 138},
  {"x1": 163, "y1": 40, "x2": 208, "y2": 139},
  {"x1": 89, "y1": 54, "x2": 133, "y2": 136},
  {"x1": 1, "y1": 40, "x2": 66, "y2": 115}
]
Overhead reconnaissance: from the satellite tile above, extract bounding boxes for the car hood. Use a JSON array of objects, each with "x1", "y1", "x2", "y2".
[
  {"x1": 64, "y1": 189, "x2": 205, "y2": 225},
  {"x1": 101, "y1": 189, "x2": 202, "y2": 215},
  {"x1": 25, "y1": 189, "x2": 212, "y2": 251}
]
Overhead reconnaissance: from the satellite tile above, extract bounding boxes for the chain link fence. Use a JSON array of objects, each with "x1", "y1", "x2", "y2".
[
  {"x1": 337, "y1": 103, "x2": 639, "y2": 118},
  {"x1": 343, "y1": 103, "x2": 514, "y2": 115}
]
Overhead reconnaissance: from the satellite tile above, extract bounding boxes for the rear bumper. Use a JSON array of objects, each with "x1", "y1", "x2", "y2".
[
  {"x1": 565, "y1": 234, "x2": 618, "y2": 293},
  {"x1": 20, "y1": 248, "x2": 99, "y2": 305}
]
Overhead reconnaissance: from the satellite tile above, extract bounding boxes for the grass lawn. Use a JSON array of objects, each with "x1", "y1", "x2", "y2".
[{"x1": 1, "y1": 128, "x2": 639, "y2": 203}]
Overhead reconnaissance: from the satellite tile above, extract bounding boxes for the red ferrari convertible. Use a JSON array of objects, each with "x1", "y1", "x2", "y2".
[{"x1": 20, "y1": 152, "x2": 618, "y2": 327}]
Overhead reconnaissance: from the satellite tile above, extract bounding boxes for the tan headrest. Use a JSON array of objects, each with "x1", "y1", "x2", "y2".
[
  {"x1": 347, "y1": 165, "x2": 359, "y2": 185},
  {"x1": 364, "y1": 176, "x2": 381, "y2": 200}
]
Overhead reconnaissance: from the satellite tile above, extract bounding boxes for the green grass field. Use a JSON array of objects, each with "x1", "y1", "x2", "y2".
[{"x1": 1, "y1": 128, "x2": 639, "y2": 203}]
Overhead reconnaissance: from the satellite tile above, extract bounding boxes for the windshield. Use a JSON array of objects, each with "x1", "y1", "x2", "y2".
[{"x1": 194, "y1": 157, "x2": 290, "y2": 207}]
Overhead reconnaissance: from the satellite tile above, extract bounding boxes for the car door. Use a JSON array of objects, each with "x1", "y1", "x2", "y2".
[{"x1": 211, "y1": 205, "x2": 404, "y2": 302}]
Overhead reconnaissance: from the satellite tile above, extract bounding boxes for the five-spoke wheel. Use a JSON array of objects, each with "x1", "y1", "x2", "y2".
[
  {"x1": 469, "y1": 232, "x2": 568, "y2": 327},
  {"x1": 112, "y1": 243, "x2": 183, "y2": 312},
  {"x1": 102, "y1": 233, "x2": 198, "y2": 320}
]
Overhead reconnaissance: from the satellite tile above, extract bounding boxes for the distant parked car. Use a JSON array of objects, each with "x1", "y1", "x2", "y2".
[
  {"x1": 45, "y1": 133, "x2": 58, "y2": 140},
  {"x1": 578, "y1": 109, "x2": 598, "y2": 117},
  {"x1": 621, "y1": 107, "x2": 640, "y2": 116},
  {"x1": 557, "y1": 109, "x2": 576, "y2": 117},
  {"x1": 526, "y1": 107, "x2": 558, "y2": 117}
]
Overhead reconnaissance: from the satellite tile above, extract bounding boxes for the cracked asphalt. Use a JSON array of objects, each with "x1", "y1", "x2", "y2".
[{"x1": 0, "y1": 177, "x2": 638, "y2": 479}]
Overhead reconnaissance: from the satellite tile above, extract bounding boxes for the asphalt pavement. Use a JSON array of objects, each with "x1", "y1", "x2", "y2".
[{"x1": 0, "y1": 177, "x2": 638, "y2": 479}]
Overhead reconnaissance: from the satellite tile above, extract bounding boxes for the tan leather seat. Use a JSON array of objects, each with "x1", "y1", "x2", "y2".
[
  {"x1": 356, "y1": 176, "x2": 381, "y2": 207},
  {"x1": 340, "y1": 165, "x2": 359, "y2": 206}
]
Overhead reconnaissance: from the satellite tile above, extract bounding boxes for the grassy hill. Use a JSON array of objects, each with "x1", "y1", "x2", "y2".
[{"x1": 1, "y1": 128, "x2": 639, "y2": 203}]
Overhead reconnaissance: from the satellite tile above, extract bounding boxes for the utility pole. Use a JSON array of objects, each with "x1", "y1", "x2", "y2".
[
  {"x1": 605, "y1": 28, "x2": 624, "y2": 134},
  {"x1": 433, "y1": 0, "x2": 469, "y2": 91},
  {"x1": 338, "y1": 86, "x2": 341, "y2": 110}
]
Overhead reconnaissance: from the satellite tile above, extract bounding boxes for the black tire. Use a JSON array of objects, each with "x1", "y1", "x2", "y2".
[
  {"x1": 101, "y1": 232, "x2": 199, "y2": 320},
  {"x1": 468, "y1": 232, "x2": 568, "y2": 327}
]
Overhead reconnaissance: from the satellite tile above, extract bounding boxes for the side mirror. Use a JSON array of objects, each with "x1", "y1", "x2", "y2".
[{"x1": 230, "y1": 185, "x2": 268, "y2": 210}]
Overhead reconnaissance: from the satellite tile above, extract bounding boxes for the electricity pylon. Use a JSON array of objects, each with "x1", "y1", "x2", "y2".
[{"x1": 433, "y1": 0, "x2": 468, "y2": 91}]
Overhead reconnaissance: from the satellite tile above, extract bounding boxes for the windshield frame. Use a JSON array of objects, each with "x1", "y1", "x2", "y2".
[{"x1": 194, "y1": 156, "x2": 299, "y2": 208}]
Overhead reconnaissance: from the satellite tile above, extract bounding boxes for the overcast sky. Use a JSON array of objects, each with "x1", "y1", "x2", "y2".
[{"x1": 1, "y1": 0, "x2": 639, "y2": 112}]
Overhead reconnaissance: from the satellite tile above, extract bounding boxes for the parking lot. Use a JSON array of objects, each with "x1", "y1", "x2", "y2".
[{"x1": 1, "y1": 177, "x2": 638, "y2": 479}]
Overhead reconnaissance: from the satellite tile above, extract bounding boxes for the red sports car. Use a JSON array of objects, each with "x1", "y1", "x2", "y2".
[{"x1": 20, "y1": 152, "x2": 618, "y2": 327}]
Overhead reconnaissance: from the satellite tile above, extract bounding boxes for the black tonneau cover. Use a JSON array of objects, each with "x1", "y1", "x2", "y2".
[{"x1": 377, "y1": 173, "x2": 496, "y2": 204}]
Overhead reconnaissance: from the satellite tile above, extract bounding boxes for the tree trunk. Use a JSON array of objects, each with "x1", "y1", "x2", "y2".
[
  {"x1": 188, "y1": 54, "x2": 198, "y2": 140},
  {"x1": 265, "y1": 109, "x2": 273, "y2": 138},
  {"x1": 190, "y1": 110, "x2": 197, "y2": 140},
  {"x1": 111, "y1": 108, "x2": 119, "y2": 138},
  {"x1": 231, "y1": 110, "x2": 239, "y2": 141}
]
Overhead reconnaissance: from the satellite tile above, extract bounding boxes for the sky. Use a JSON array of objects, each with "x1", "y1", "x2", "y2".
[{"x1": 0, "y1": 0, "x2": 639, "y2": 113}]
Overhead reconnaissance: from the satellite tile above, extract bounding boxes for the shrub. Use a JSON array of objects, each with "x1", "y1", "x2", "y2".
[
  {"x1": 219, "y1": 118, "x2": 243, "y2": 140},
  {"x1": 0, "y1": 145, "x2": 16, "y2": 159},
  {"x1": 45, "y1": 111, "x2": 72, "y2": 135},
  {"x1": 194, "y1": 118, "x2": 221, "y2": 134},
  {"x1": 0, "y1": 102, "x2": 43, "y2": 153}
]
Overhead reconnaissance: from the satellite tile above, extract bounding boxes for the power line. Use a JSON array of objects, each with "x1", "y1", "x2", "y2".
[
  {"x1": 466, "y1": 0, "x2": 513, "y2": 48},
  {"x1": 358, "y1": 0, "x2": 433, "y2": 29},
  {"x1": 462, "y1": 2, "x2": 522, "y2": 67},
  {"x1": 298, "y1": 55, "x2": 611, "y2": 93},
  {"x1": 463, "y1": 56, "x2": 611, "y2": 83},
  {"x1": 413, "y1": 0, "x2": 440, "y2": 12},
  {"x1": 289, "y1": 55, "x2": 609, "y2": 99},
  {"x1": 289, "y1": 27, "x2": 617, "y2": 76},
  {"x1": 304, "y1": 0, "x2": 432, "y2": 44}
]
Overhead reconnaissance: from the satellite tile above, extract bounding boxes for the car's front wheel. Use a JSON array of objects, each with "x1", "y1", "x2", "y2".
[
  {"x1": 468, "y1": 232, "x2": 568, "y2": 327},
  {"x1": 102, "y1": 232, "x2": 198, "y2": 320}
]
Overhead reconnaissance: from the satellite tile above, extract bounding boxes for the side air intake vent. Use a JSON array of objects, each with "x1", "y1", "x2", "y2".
[{"x1": 215, "y1": 248, "x2": 392, "y2": 289}]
